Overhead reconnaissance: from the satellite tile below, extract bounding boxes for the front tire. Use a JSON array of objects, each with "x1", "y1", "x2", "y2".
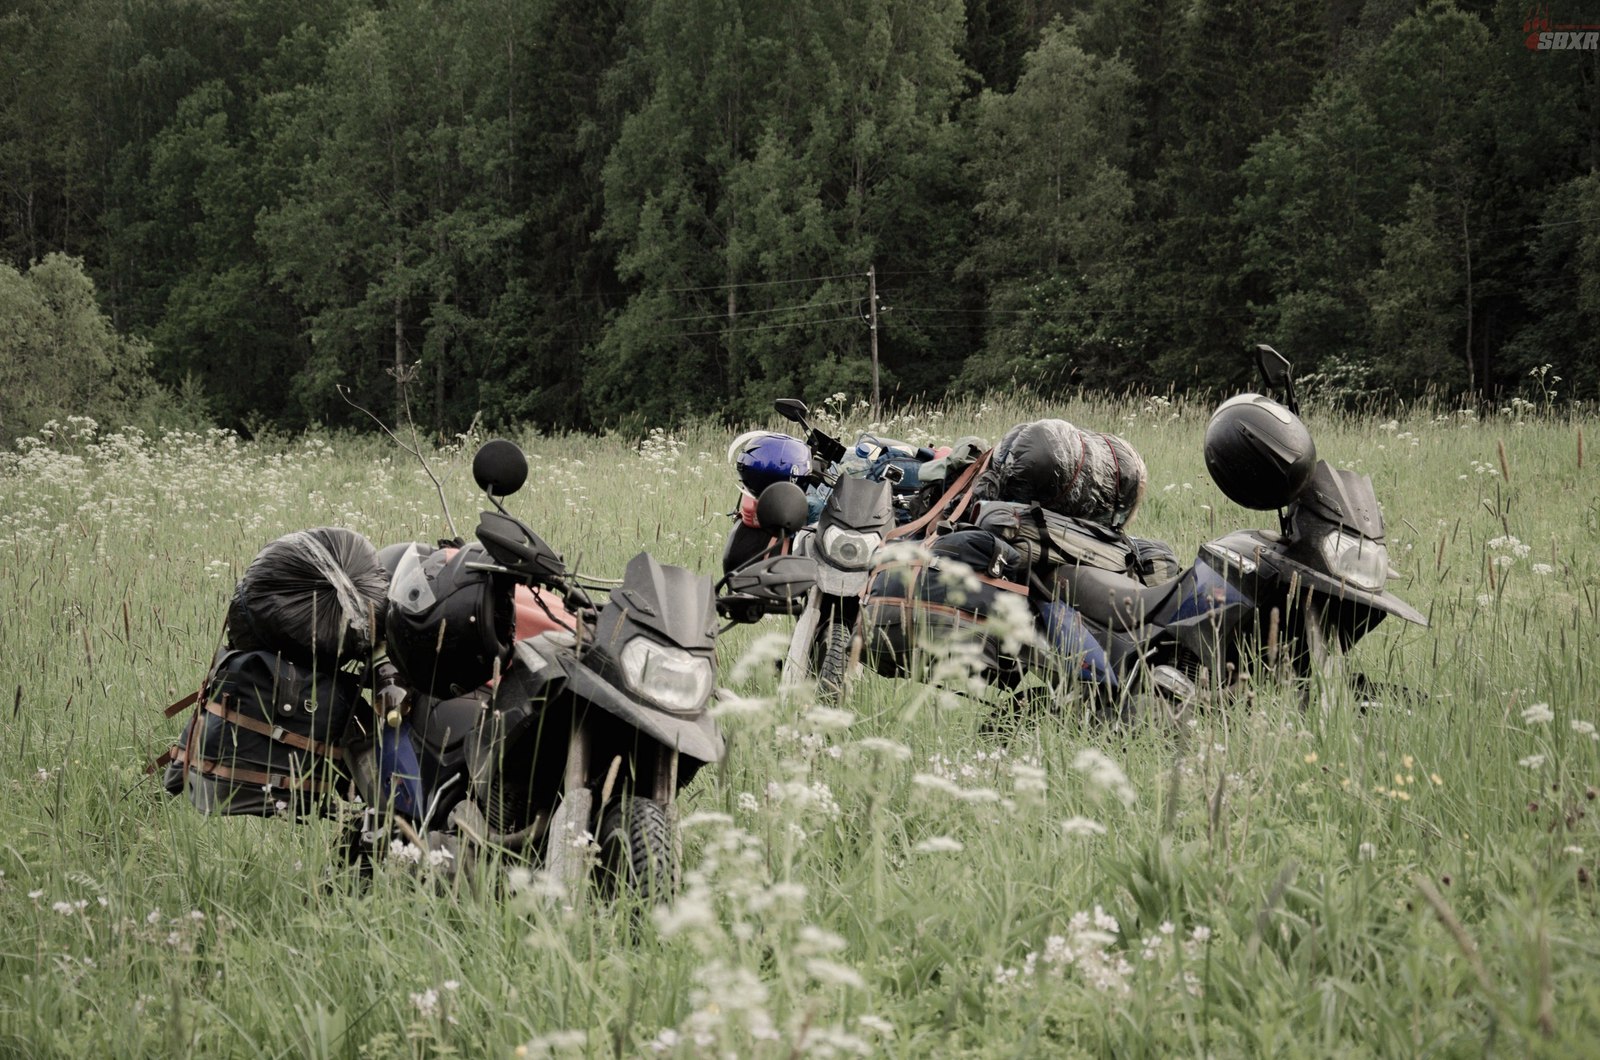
[
  {"x1": 597, "y1": 795, "x2": 677, "y2": 902},
  {"x1": 816, "y1": 618, "x2": 854, "y2": 702}
]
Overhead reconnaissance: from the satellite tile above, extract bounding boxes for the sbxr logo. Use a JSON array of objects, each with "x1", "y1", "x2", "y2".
[{"x1": 1523, "y1": 5, "x2": 1600, "y2": 49}]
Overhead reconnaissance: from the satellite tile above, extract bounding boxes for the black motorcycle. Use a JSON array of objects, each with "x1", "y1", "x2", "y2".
[
  {"x1": 1004, "y1": 345, "x2": 1428, "y2": 705},
  {"x1": 375, "y1": 440, "x2": 814, "y2": 897}
]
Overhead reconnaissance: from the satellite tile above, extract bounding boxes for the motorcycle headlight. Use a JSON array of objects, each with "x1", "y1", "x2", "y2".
[
  {"x1": 1316, "y1": 531, "x2": 1388, "y2": 592},
  {"x1": 619, "y1": 637, "x2": 714, "y2": 715},
  {"x1": 818, "y1": 525, "x2": 882, "y2": 571}
]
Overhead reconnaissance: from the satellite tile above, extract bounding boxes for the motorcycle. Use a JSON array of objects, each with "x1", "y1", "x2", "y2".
[
  {"x1": 974, "y1": 345, "x2": 1428, "y2": 708},
  {"x1": 368, "y1": 439, "x2": 815, "y2": 897},
  {"x1": 723, "y1": 399, "x2": 955, "y2": 699}
]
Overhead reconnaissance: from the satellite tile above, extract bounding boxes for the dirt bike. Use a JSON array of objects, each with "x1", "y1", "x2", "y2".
[
  {"x1": 371, "y1": 439, "x2": 814, "y2": 898},
  {"x1": 724, "y1": 399, "x2": 953, "y2": 700},
  {"x1": 977, "y1": 346, "x2": 1429, "y2": 708}
]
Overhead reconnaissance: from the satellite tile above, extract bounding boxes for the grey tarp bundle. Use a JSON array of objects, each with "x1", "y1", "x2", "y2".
[
  {"x1": 226, "y1": 527, "x2": 387, "y2": 665},
  {"x1": 972, "y1": 420, "x2": 1147, "y2": 529}
]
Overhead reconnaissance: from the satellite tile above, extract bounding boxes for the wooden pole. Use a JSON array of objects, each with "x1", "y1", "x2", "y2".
[{"x1": 868, "y1": 264, "x2": 880, "y2": 420}]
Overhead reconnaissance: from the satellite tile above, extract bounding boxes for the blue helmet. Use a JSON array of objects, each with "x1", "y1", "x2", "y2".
[{"x1": 728, "y1": 431, "x2": 811, "y2": 494}]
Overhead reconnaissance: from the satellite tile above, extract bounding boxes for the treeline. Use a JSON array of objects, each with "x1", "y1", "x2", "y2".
[{"x1": 2, "y1": 0, "x2": 1596, "y2": 439}]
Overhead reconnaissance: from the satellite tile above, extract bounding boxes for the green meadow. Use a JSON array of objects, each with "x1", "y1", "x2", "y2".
[{"x1": 1, "y1": 393, "x2": 1596, "y2": 1058}]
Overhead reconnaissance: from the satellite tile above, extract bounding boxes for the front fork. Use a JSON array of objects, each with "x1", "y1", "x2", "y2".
[
  {"x1": 781, "y1": 586, "x2": 862, "y2": 688},
  {"x1": 544, "y1": 713, "x2": 679, "y2": 888}
]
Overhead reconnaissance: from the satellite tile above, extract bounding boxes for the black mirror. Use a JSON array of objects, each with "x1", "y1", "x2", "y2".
[
  {"x1": 773, "y1": 398, "x2": 810, "y2": 425},
  {"x1": 472, "y1": 439, "x2": 528, "y2": 497},
  {"x1": 1255, "y1": 345, "x2": 1292, "y2": 389},
  {"x1": 755, "y1": 481, "x2": 809, "y2": 533},
  {"x1": 1254, "y1": 344, "x2": 1299, "y2": 414}
]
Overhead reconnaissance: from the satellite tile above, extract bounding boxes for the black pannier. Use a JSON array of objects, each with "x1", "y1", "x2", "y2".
[
  {"x1": 163, "y1": 649, "x2": 367, "y2": 815},
  {"x1": 860, "y1": 531, "x2": 1030, "y2": 678}
]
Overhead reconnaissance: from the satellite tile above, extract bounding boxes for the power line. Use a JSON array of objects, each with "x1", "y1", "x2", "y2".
[
  {"x1": 650, "y1": 296, "x2": 859, "y2": 325},
  {"x1": 669, "y1": 313, "x2": 865, "y2": 339},
  {"x1": 659, "y1": 270, "x2": 864, "y2": 294}
]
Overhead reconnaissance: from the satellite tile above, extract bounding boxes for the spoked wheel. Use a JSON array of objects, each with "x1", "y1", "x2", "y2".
[
  {"x1": 597, "y1": 795, "x2": 677, "y2": 902},
  {"x1": 815, "y1": 617, "x2": 854, "y2": 702}
]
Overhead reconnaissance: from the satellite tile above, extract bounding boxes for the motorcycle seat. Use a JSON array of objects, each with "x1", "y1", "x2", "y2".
[{"x1": 1056, "y1": 563, "x2": 1182, "y2": 632}]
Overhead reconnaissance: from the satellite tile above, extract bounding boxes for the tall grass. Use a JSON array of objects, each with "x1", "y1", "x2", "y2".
[{"x1": 1, "y1": 397, "x2": 1596, "y2": 1057}]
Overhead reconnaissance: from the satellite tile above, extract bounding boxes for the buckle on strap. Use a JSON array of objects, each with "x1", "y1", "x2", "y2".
[{"x1": 270, "y1": 725, "x2": 288, "y2": 743}]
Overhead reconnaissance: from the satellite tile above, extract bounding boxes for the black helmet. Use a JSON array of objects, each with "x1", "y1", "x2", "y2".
[
  {"x1": 383, "y1": 543, "x2": 515, "y2": 697},
  {"x1": 1203, "y1": 394, "x2": 1316, "y2": 510}
]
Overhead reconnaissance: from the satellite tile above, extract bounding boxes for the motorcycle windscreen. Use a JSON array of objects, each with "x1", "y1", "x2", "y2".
[
  {"x1": 820, "y1": 473, "x2": 894, "y2": 533},
  {"x1": 1299, "y1": 462, "x2": 1384, "y2": 538},
  {"x1": 596, "y1": 552, "x2": 718, "y2": 650}
]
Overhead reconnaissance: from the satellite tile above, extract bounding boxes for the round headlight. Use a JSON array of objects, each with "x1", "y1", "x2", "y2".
[
  {"x1": 619, "y1": 637, "x2": 714, "y2": 715},
  {"x1": 818, "y1": 525, "x2": 882, "y2": 571}
]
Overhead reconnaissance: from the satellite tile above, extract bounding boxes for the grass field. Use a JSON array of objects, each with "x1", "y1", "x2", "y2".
[{"x1": 1, "y1": 392, "x2": 1597, "y2": 1058}]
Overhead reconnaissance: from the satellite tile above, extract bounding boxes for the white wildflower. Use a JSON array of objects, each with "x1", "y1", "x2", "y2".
[
  {"x1": 806, "y1": 958, "x2": 866, "y2": 990},
  {"x1": 914, "y1": 836, "x2": 964, "y2": 853},
  {"x1": 1521, "y1": 702, "x2": 1554, "y2": 725},
  {"x1": 1061, "y1": 816, "x2": 1107, "y2": 837},
  {"x1": 854, "y1": 736, "x2": 912, "y2": 761},
  {"x1": 1073, "y1": 748, "x2": 1137, "y2": 807}
]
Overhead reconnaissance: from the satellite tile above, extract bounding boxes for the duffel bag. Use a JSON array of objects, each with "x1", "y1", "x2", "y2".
[
  {"x1": 860, "y1": 531, "x2": 1029, "y2": 678},
  {"x1": 160, "y1": 649, "x2": 367, "y2": 815},
  {"x1": 973, "y1": 501, "x2": 1179, "y2": 586}
]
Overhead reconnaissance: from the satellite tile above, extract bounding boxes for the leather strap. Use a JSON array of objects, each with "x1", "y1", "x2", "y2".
[
  {"x1": 887, "y1": 450, "x2": 992, "y2": 542},
  {"x1": 192, "y1": 757, "x2": 330, "y2": 794},
  {"x1": 200, "y1": 699, "x2": 344, "y2": 760},
  {"x1": 163, "y1": 689, "x2": 200, "y2": 718}
]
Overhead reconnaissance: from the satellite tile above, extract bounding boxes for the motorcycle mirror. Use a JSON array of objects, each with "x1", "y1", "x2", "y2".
[
  {"x1": 1254, "y1": 344, "x2": 1300, "y2": 415},
  {"x1": 472, "y1": 439, "x2": 528, "y2": 498},
  {"x1": 755, "y1": 481, "x2": 809, "y2": 533},
  {"x1": 773, "y1": 398, "x2": 810, "y2": 425}
]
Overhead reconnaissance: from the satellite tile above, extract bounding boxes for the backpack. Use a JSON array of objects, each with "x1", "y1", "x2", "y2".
[{"x1": 157, "y1": 649, "x2": 367, "y2": 815}]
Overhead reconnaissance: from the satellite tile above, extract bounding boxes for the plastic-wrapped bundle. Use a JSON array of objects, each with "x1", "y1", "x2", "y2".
[
  {"x1": 226, "y1": 528, "x2": 387, "y2": 665},
  {"x1": 973, "y1": 420, "x2": 1146, "y2": 528}
]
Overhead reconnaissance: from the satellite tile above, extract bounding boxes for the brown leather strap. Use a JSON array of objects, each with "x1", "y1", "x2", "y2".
[
  {"x1": 201, "y1": 699, "x2": 343, "y2": 760},
  {"x1": 163, "y1": 689, "x2": 200, "y2": 718},
  {"x1": 887, "y1": 450, "x2": 992, "y2": 542},
  {"x1": 868, "y1": 555, "x2": 1028, "y2": 599},
  {"x1": 193, "y1": 757, "x2": 330, "y2": 794},
  {"x1": 864, "y1": 596, "x2": 992, "y2": 626}
]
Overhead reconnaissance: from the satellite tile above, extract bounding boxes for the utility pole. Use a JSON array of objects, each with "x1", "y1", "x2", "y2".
[{"x1": 868, "y1": 264, "x2": 880, "y2": 421}]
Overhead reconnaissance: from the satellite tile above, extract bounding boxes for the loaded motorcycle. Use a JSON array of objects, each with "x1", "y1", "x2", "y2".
[
  {"x1": 975, "y1": 346, "x2": 1428, "y2": 704},
  {"x1": 723, "y1": 399, "x2": 956, "y2": 698},
  {"x1": 371, "y1": 439, "x2": 815, "y2": 896},
  {"x1": 862, "y1": 346, "x2": 1427, "y2": 711}
]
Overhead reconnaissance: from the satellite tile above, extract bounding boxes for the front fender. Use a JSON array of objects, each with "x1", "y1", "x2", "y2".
[{"x1": 814, "y1": 561, "x2": 871, "y2": 597}]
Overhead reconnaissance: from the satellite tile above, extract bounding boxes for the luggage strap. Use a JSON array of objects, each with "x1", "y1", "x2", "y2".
[
  {"x1": 199, "y1": 698, "x2": 344, "y2": 760},
  {"x1": 887, "y1": 450, "x2": 992, "y2": 542},
  {"x1": 191, "y1": 756, "x2": 330, "y2": 794},
  {"x1": 867, "y1": 558, "x2": 1029, "y2": 599},
  {"x1": 158, "y1": 736, "x2": 332, "y2": 794}
]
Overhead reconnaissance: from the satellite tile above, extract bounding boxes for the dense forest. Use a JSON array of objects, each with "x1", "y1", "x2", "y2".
[{"x1": 2, "y1": 0, "x2": 1597, "y2": 440}]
